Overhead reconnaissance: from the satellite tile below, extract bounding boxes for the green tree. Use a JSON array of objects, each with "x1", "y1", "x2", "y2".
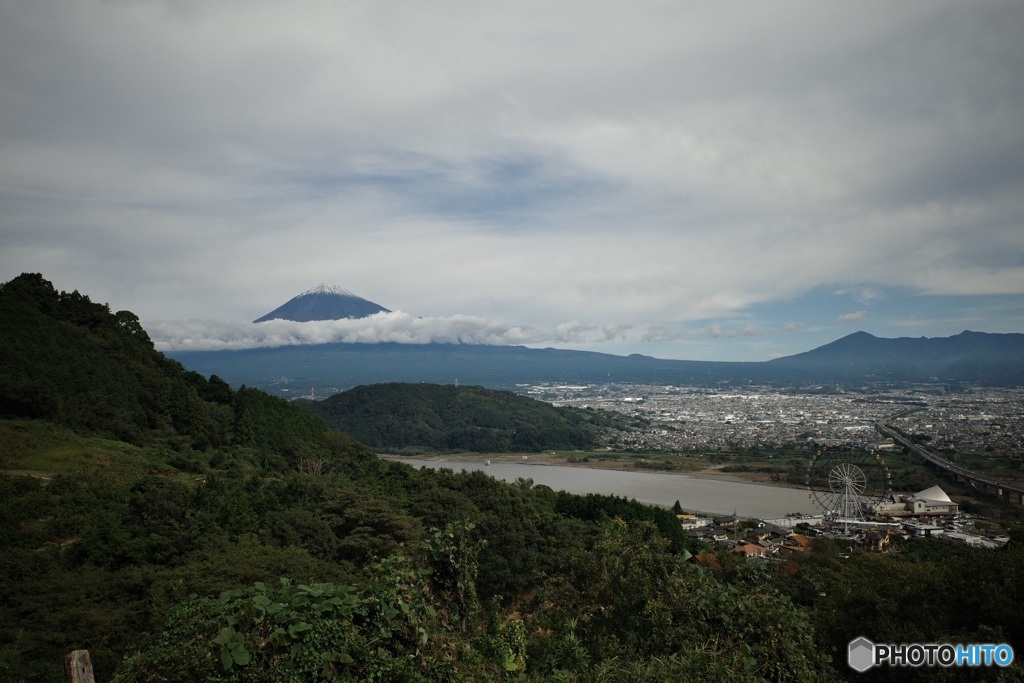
[{"x1": 525, "y1": 519, "x2": 836, "y2": 682}]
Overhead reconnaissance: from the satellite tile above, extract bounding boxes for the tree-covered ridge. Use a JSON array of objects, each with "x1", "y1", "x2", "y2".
[
  {"x1": 301, "y1": 382, "x2": 639, "y2": 452},
  {"x1": 112, "y1": 520, "x2": 841, "y2": 683},
  {"x1": 0, "y1": 273, "x2": 327, "y2": 455},
  {"x1": 1, "y1": 455, "x2": 838, "y2": 682},
  {"x1": 5, "y1": 456, "x2": 1023, "y2": 682}
]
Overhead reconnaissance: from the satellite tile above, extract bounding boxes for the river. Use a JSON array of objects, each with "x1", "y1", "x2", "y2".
[{"x1": 386, "y1": 457, "x2": 819, "y2": 518}]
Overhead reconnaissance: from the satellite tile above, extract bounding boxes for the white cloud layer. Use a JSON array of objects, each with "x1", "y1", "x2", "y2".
[
  {"x1": 150, "y1": 313, "x2": 539, "y2": 351},
  {"x1": 1, "y1": 1, "x2": 1022, "y2": 361},
  {"x1": 149, "y1": 312, "x2": 618, "y2": 352},
  {"x1": 149, "y1": 313, "x2": 814, "y2": 353}
]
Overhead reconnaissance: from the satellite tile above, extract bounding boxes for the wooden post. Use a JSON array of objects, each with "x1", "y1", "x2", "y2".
[{"x1": 65, "y1": 650, "x2": 95, "y2": 683}]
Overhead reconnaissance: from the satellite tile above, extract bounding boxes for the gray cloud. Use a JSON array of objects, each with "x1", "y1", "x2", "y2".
[
  {"x1": 702, "y1": 322, "x2": 800, "y2": 339},
  {"x1": 552, "y1": 320, "x2": 597, "y2": 344},
  {"x1": 1, "y1": 1, "x2": 1022, "y2": 360},
  {"x1": 601, "y1": 324, "x2": 632, "y2": 342},
  {"x1": 839, "y1": 310, "x2": 869, "y2": 324},
  {"x1": 642, "y1": 325, "x2": 686, "y2": 343}
]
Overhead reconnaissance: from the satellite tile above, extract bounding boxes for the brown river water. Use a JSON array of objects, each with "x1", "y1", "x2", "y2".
[{"x1": 386, "y1": 457, "x2": 820, "y2": 518}]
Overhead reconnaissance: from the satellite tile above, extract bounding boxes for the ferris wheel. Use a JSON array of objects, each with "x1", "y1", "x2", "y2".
[{"x1": 806, "y1": 446, "x2": 890, "y2": 526}]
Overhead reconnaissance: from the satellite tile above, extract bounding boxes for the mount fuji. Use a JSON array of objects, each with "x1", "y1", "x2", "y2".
[{"x1": 253, "y1": 285, "x2": 391, "y2": 323}]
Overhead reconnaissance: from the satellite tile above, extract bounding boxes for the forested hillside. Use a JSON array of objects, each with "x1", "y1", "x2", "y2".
[
  {"x1": 300, "y1": 382, "x2": 639, "y2": 453},
  {"x1": 0, "y1": 273, "x2": 327, "y2": 455},
  {"x1": 1, "y1": 274, "x2": 1021, "y2": 682}
]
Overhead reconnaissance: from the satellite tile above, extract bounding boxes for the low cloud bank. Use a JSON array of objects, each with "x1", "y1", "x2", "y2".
[
  {"x1": 149, "y1": 311, "x2": 597, "y2": 352},
  {"x1": 703, "y1": 322, "x2": 799, "y2": 339},
  {"x1": 148, "y1": 312, "x2": 805, "y2": 353}
]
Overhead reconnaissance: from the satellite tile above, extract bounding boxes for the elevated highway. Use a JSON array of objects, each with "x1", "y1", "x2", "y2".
[{"x1": 876, "y1": 422, "x2": 1024, "y2": 506}]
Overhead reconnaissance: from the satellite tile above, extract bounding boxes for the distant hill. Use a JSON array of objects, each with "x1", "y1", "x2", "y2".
[
  {"x1": 168, "y1": 330, "x2": 1024, "y2": 395},
  {"x1": 299, "y1": 382, "x2": 635, "y2": 452},
  {"x1": 765, "y1": 330, "x2": 1024, "y2": 385},
  {"x1": 169, "y1": 342, "x2": 758, "y2": 394},
  {"x1": 254, "y1": 284, "x2": 390, "y2": 322}
]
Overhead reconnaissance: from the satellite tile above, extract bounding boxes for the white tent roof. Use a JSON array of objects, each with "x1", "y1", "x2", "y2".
[{"x1": 915, "y1": 485, "x2": 952, "y2": 503}]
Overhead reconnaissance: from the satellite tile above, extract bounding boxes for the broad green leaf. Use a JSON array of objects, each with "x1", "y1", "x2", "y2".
[
  {"x1": 213, "y1": 627, "x2": 234, "y2": 646},
  {"x1": 232, "y1": 646, "x2": 251, "y2": 665}
]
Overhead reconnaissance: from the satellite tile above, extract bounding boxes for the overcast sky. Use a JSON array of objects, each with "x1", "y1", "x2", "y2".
[{"x1": 2, "y1": 1, "x2": 1023, "y2": 361}]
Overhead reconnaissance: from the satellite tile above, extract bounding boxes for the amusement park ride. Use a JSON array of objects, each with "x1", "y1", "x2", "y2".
[{"x1": 806, "y1": 446, "x2": 891, "y2": 532}]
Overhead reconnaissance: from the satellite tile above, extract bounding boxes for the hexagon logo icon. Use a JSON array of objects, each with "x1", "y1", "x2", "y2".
[{"x1": 848, "y1": 637, "x2": 875, "y2": 673}]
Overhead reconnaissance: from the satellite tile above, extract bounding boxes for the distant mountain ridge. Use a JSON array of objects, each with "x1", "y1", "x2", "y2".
[
  {"x1": 766, "y1": 330, "x2": 1024, "y2": 384},
  {"x1": 254, "y1": 284, "x2": 390, "y2": 323},
  {"x1": 168, "y1": 330, "x2": 1024, "y2": 394}
]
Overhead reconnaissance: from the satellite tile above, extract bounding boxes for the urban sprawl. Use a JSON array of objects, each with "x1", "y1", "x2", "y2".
[
  {"x1": 525, "y1": 383, "x2": 1024, "y2": 455},
  {"x1": 521, "y1": 382, "x2": 1024, "y2": 553}
]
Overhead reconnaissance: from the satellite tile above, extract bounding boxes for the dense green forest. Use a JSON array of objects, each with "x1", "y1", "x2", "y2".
[
  {"x1": 1, "y1": 274, "x2": 1022, "y2": 682},
  {"x1": 0, "y1": 273, "x2": 328, "y2": 455},
  {"x1": 299, "y1": 382, "x2": 642, "y2": 453}
]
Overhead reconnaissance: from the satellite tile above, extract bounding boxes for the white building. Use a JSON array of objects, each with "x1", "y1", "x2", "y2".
[{"x1": 875, "y1": 485, "x2": 959, "y2": 517}]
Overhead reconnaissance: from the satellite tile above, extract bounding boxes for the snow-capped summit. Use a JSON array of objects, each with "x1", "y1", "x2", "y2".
[
  {"x1": 301, "y1": 284, "x2": 357, "y2": 298},
  {"x1": 253, "y1": 285, "x2": 391, "y2": 323}
]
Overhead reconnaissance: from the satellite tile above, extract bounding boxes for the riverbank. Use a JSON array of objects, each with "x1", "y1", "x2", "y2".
[{"x1": 378, "y1": 451, "x2": 805, "y2": 490}]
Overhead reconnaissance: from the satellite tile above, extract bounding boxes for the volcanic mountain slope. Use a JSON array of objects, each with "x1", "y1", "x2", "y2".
[{"x1": 254, "y1": 284, "x2": 390, "y2": 322}]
